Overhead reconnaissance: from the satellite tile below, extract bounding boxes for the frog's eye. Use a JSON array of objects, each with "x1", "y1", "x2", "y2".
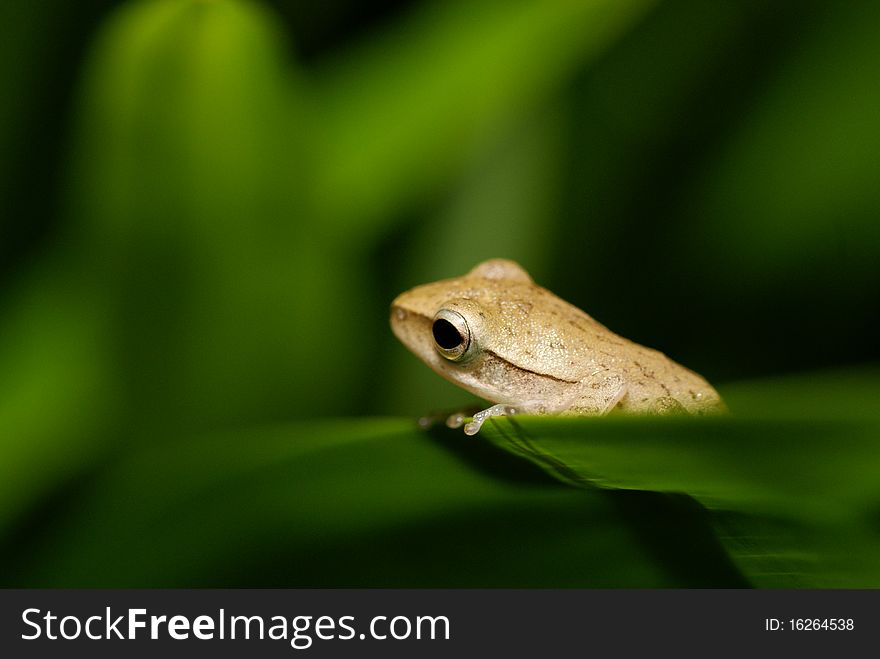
[{"x1": 432, "y1": 309, "x2": 471, "y2": 361}]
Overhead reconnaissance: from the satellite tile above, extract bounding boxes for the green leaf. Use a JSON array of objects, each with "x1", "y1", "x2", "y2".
[
  {"x1": 311, "y1": 0, "x2": 656, "y2": 237},
  {"x1": 690, "y1": 2, "x2": 880, "y2": 283},
  {"x1": 476, "y1": 369, "x2": 880, "y2": 586},
  {"x1": 67, "y1": 0, "x2": 369, "y2": 425},
  {"x1": 6, "y1": 418, "x2": 744, "y2": 588},
  {"x1": 481, "y1": 415, "x2": 880, "y2": 520},
  {"x1": 0, "y1": 267, "x2": 117, "y2": 533},
  {"x1": 7, "y1": 368, "x2": 878, "y2": 587}
]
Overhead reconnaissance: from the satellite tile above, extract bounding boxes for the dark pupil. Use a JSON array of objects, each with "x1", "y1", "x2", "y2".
[{"x1": 433, "y1": 318, "x2": 463, "y2": 350}]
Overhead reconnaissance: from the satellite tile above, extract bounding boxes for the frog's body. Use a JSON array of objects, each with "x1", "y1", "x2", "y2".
[{"x1": 390, "y1": 259, "x2": 724, "y2": 434}]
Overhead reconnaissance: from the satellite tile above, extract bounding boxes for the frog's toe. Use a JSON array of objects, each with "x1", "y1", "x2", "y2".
[{"x1": 463, "y1": 404, "x2": 519, "y2": 435}]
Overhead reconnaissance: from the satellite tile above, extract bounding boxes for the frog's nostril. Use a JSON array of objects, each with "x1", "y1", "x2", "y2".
[{"x1": 433, "y1": 318, "x2": 462, "y2": 349}]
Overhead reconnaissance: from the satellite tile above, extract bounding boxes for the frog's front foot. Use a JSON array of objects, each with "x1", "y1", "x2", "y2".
[
  {"x1": 416, "y1": 406, "x2": 482, "y2": 430},
  {"x1": 452, "y1": 404, "x2": 520, "y2": 435}
]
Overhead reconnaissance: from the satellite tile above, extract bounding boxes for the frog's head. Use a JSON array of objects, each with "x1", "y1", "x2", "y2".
[{"x1": 389, "y1": 259, "x2": 536, "y2": 401}]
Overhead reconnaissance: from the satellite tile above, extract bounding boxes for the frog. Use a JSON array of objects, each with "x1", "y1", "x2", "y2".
[{"x1": 390, "y1": 258, "x2": 724, "y2": 435}]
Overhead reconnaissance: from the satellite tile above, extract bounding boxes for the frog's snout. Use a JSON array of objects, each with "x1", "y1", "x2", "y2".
[
  {"x1": 389, "y1": 301, "x2": 407, "y2": 328},
  {"x1": 388, "y1": 302, "x2": 409, "y2": 343},
  {"x1": 389, "y1": 299, "x2": 435, "y2": 363}
]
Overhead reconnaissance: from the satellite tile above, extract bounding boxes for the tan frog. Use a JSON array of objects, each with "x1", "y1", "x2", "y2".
[{"x1": 390, "y1": 259, "x2": 724, "y2": 434}]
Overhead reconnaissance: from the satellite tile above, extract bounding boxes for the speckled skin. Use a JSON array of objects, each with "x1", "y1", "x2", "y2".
[{"x1": 390, "y1": 259, "x2": 724, "y2": 417}]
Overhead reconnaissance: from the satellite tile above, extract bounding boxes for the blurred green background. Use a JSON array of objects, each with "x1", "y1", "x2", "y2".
[{"x1": 1, "y1": 0, "x2": 879, "y2": 587}]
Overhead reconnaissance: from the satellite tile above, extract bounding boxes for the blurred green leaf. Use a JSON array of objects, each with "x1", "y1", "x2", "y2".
[
  {"x1": 720, "y1": 366, "x2": 880, "y2": 424},
  {"x1": 311, "y1": 0, "x2": 656, "y2": 237},
  {"x1": 0, "y1": 266, "x2": 117, "y2": 533},
  {"x1": 67, "y1": 0, "x2": 370, "y2": 426},
  {"x1": 691, "y1": 2, "x2": 880, "y2": 282}
]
